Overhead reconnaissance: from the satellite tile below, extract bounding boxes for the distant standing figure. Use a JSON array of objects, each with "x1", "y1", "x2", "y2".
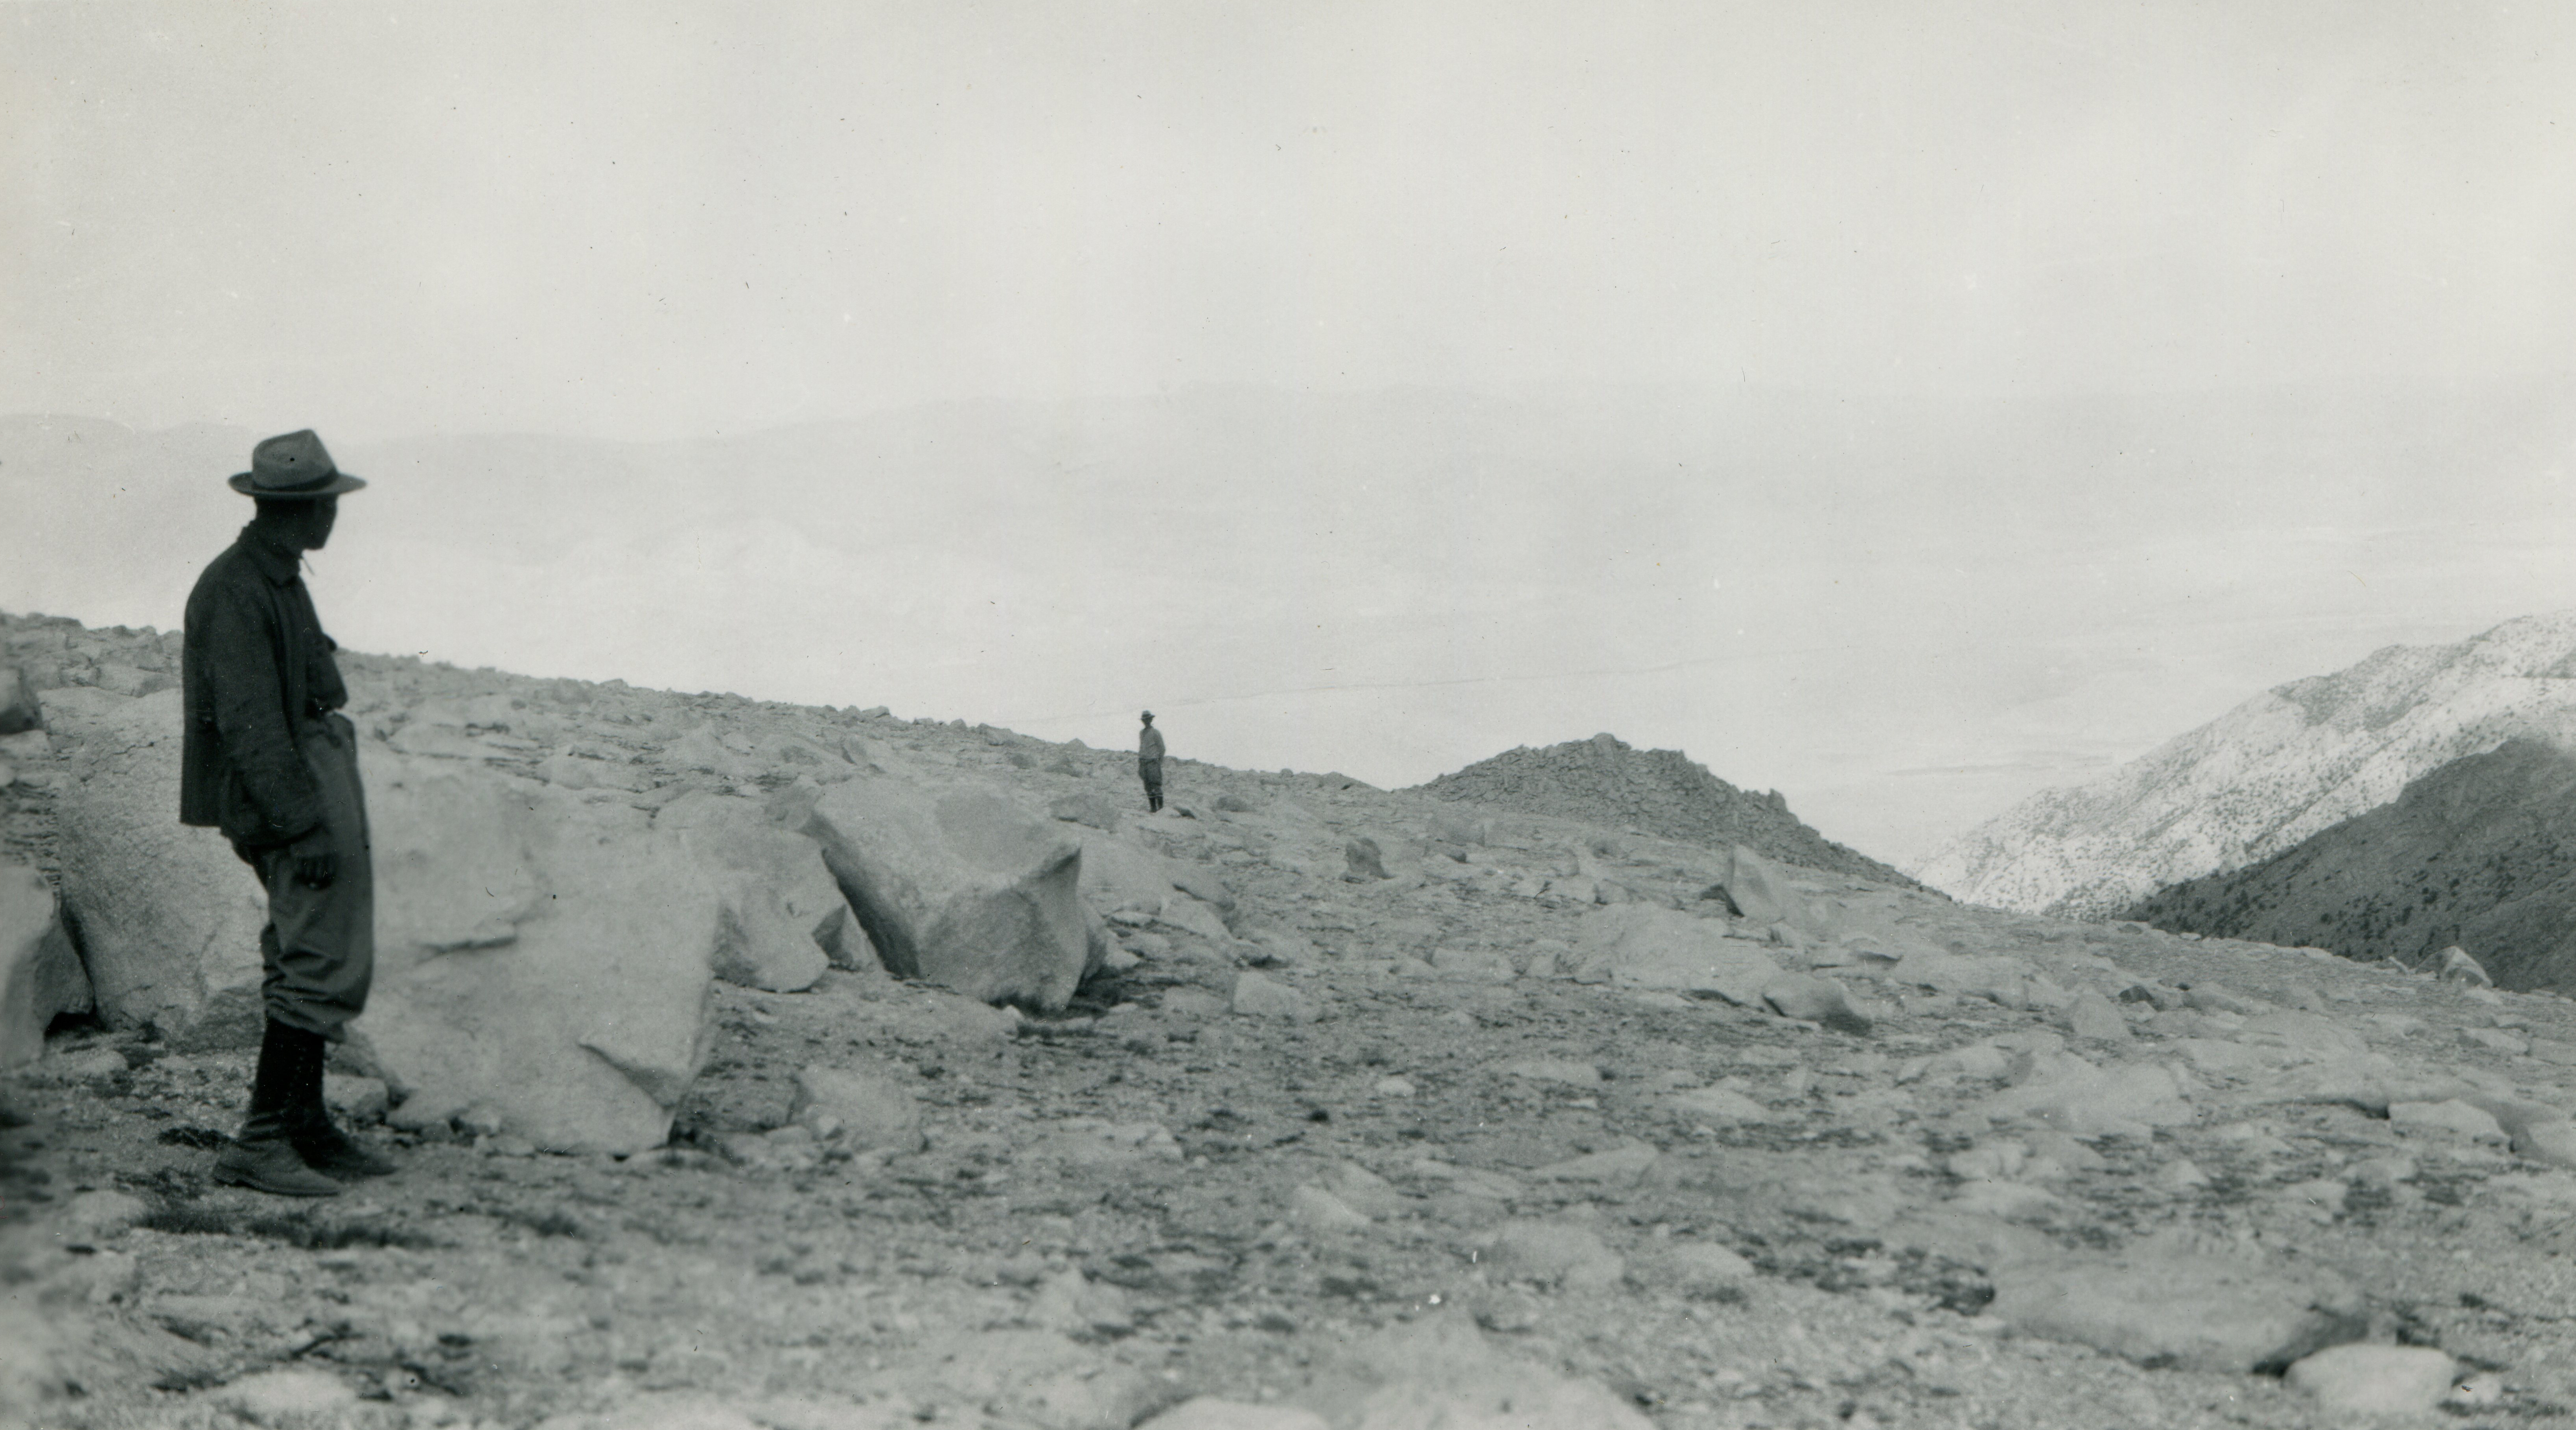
[
  {"x1": 181, "y1": 429, "x2": 393, "y2": 1198},
  {"x1": 1138, "y1": 710, "x2": 1166, "y2": 813}
]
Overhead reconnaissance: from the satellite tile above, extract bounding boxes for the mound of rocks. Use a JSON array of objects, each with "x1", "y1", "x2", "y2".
[{"x1": 1410, "y1": 732, "x2": 1915, "y2": 886}]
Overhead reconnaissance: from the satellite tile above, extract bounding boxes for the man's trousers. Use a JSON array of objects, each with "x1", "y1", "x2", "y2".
[{"x1": 232, "y1": 713, "x2": 374, "y2": 1037}]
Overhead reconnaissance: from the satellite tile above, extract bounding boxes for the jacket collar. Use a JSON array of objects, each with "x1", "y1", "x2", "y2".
[{"x1": 237, "y1": 525, "x2": 304, "y2": 586}]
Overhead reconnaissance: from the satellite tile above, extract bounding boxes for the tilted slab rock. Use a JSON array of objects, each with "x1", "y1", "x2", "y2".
[
  {"x1": 1709, "y1": 842, "x2": 1806, "y2": 929},
  {"x1": 1570, "y1": 903, "x2": 1781, "y2": 1006},
  {"x1": 799, "y1": 777, "x2": 1097, "y2": 1011},
  {"x1": 355, "y1": 747, "x2": 723, "y2": 1154},
  {"x1": 1, "y1": 864, "x2": 90, "y2": 1068},
  {"x1": 656, "y1": 791, "x2": 871, "y2": 990},
  {"x1": 41, "y1": 689, "x2": 269, "y2": 1047}
]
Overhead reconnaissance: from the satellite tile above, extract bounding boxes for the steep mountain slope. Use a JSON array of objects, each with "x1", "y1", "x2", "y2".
[
  {"x1": 1409, "y1": 733, "x2": 1919, "y2": 887},
  {"x1": 2129, "y1": 737, "x2": 2576, "y2": 993},
  {"x1": 1920, "y1": 610, "x2": 2576, "y2": 918}
]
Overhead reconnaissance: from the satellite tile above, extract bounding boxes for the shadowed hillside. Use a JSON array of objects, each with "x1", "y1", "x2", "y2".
[
  {"x1": 1921, "y1": 610, "x2": 2576, "y2": 918},
  {"x1": 2129, "y1": 737, "x2": 2576, "y2": 993},
  {"x1": 1410, "y1": 733, "x2": 1920, "y2": 888}
]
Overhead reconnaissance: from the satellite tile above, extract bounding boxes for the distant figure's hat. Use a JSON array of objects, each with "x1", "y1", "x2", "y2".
[
  {"x1": 1141, "y1": 710, "x2": 1155, "y2": 721},
  {"x1": 230, "y1": 429, "x2": 367, "y2": 498}
]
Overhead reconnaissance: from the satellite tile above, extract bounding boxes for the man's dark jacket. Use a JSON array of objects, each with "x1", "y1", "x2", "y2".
[{"x1": 180, "y1": 527, "x2": 347, "y2": 847}]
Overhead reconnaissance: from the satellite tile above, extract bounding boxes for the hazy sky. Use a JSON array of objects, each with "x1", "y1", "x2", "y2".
[{"x1": 6, "y1": 2, "x2": 2573, "y2": 868}]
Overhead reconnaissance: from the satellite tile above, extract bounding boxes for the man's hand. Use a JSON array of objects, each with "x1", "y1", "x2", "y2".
[{"x1": 288, "y1": 827, "x2": 337, "y2": 888}]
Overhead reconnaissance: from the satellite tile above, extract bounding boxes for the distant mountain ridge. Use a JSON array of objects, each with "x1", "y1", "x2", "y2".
[
  {"x1": 1919, "y1": 610, "x2": 2576, "y2": 918},
  {"x1": 1410, "y1": 732, "x2": 1919, "y2": 887},
  {"x1": 2128, "y1": 737, "x2": 2576, "y2": 994}
]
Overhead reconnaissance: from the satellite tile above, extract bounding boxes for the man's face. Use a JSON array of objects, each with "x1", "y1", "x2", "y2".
[{"x1": 303, "y1": 496, "x2": 339, "y2": 551}]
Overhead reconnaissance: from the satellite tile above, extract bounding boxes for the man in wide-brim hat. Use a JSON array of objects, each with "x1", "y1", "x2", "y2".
[
  {"x1": 1138, "y1": 710, "x2": 1165, "y2": 813},
  {"x1": 181, "y1": 429, "x2": 391, "y2": 1196}
]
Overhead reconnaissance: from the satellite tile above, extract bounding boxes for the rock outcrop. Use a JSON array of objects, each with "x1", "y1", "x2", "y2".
[
  {"x1": 1410, "y1": 733, "x2": 1916, "y2": 886},
  {"x1": 1924, "y1": 610, "x2": 2576, "y2": 917}
]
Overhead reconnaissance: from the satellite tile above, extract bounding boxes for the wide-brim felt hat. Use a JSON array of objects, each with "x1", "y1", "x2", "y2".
[{"x1": 229, "y1": 429, "x2": 366, "y2": 498}]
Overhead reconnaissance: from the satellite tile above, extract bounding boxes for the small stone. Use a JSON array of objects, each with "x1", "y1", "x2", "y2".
[
  {"x1": 1762, "y1": 972, "x2": 1873, "y2": 1034},
  {"x1": 2460, "y1": 1026, "x2": 2530, "y2": 1054},
  {"x1": 2285, "y1": 1344, "x2": 2458, "y2": 1417},
  {"x1": 323, "y1": 1072, "x2": 390, "y2": 1125},
  {"x1": 57, "y1": 1189, "x2": 149, "y2": 1240},
  {"x1": 1372, "y1": 1075, "x2": 1418, "y2": 1097},
  {"x1": 1656, "y1": 1240, "x2": 1757, "y2": 1294},
  {"x1": 2155, "y1": 1157, "x2": 2211, "y2": 1191},
  {"x1": 1428, "y1": 947, "x2": 1516, "y2": 983},
  {"x1": 1291, "y1": 1184, "x2": 1374, "y2": 1232},
  {"x1": 215, "y1": 1368, "x2": 359, "y2": 1420},
  {"x1": 48, "y1": 1046, "x2": 126, "y2": 1080},
  {"x1": 2388, "y1": 1099, "x2": 2508, "y2": 1143},
  {"x1": 1026, "y1": 1268, "x2": 1135, "y2": 1335},
  {"x1": 1485, "y1": 1220, "x2": 1624, "y2": 1291},
  {"x1": 1136, "y1": 1398, "x2": 1332, "y2": 1430},
  {"x1": 1988, "y1": 1254, "x2": 2364, "y2": 1373},
  {"x1": 2065, "y1": 991, "x2": 2133, "y2": 1045},
  {"x1": 2278, "y1": 1176, "x2": 2348, "y2": 1220},
  {"x1": 1048, "y1": 792, "x2": 1123, "y2": 832},
  {"x1": 2437, "y1": 946, "x2": 2493, "y2": 986},
  {"x1": 1344, "y1": 838, "x2": 1389, "y2": 881},
  {"x1": 1231, "y1": 970, "x2": 1318, "y2": 1021},
  {"x1": 1531, "y1": 1143, "x2": 1659, "y2": 1185},
  {"x1": 1498, "y1": 1057, "x2": 1601, "y2": 1087},
  {"x1": 1949, "y1": 1180, "x2": 2061, "y2": 1221},
  {"x1": 1666, "y1": 1085, "x2": 1773, "y2": 1123},
  {"x1": 790, "y1": 1063, "x2": 925, "y2": 1152},
  {"x1": 1321, "y1": 1160, "x2": 1411, "y2": 1219}
]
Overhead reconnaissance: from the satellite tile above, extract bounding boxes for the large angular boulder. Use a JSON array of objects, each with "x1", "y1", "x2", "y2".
[
  {"x1": 354, "y1": 748, "x2": 724, "y2": 1153},
  {"x1": 656, "y1": 791, "x2": 871, "y2": 991},
  {"x1": 1570, "y1": 902, "x2": 1781, "y2": 1006},
  {"x1": 799, "y1": 778, "x2": 1098, "y2": 1011},
  {"x1": 1, "y1": 864, "x2": 90, "y2": 1068},
  {"x1": 41, "y1": 688, "x2": 270, "y2": 1047}
]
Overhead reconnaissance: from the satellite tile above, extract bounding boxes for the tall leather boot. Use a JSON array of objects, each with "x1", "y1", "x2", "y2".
[
  {"x1": 288, "y1": 1027, "x2": 396, "y2": 1180},
  {"x1": 212, "y1": 1020, "x2": 343, "y2": 1197}
]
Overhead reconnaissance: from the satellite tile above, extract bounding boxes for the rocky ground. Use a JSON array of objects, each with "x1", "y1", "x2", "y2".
[{"x1": 6, "y1": 614, "x2": 2576, "y2": 1429}]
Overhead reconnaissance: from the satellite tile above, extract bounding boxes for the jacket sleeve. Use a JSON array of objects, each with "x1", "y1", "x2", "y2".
[{"x1": 201, "y1": 578, "x2": 324, "y2": 842}]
